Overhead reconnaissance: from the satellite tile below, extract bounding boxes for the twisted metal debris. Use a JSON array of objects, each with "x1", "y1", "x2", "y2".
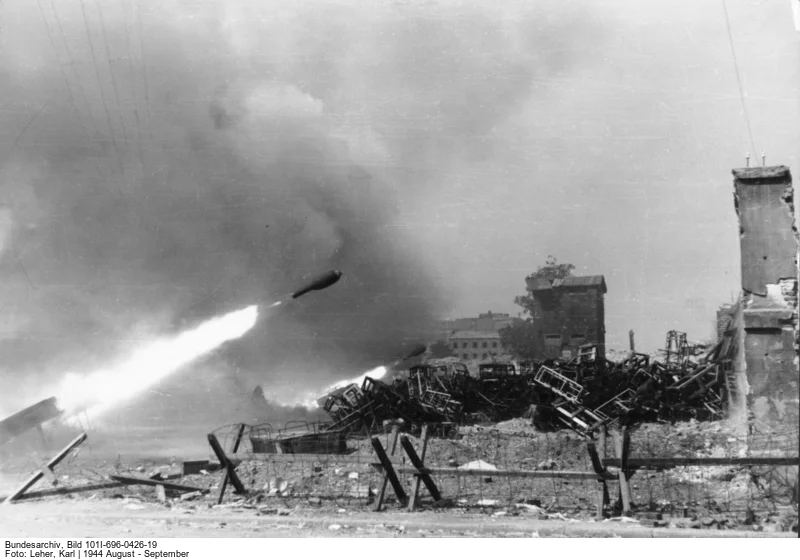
[{"x1": 316, "y1": 330, "x2": 737, "y2": 438}]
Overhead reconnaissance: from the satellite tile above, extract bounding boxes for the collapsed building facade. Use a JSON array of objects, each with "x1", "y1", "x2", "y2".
[{"x1": 730, "y1": 165, "x2": 799, "y2": 428}]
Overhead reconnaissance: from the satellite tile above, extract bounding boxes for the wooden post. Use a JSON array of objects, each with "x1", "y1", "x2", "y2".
[
  {"x1": 598, "y1": 426, "x2": 610, "y2": 512},
  {"x1": 374, "y1": 425, "x2": 401, "y2": 511},
  {"x1": 400, "y1": 434, "x2": 441, "y2": 503},
  {"x1": 3, "y1": 432, "x2": 87, "y2": 504},
  {"x1": 587, "y1": 441, "x2": 607, "y2": 519},
  {"x1": 207, "y1": 433, "x2": 245, "y2": 499},
  {"x1": 409, "y1": 425, "x2": 430, "y2": 511},
  {"x1": 614, "y1": 428, "x2": 632, "y2": 516},
  {"x1": 217, "y1": 424, "x2": 247, "y2": 504},
  {"x1": 371, "y1": 435, "x2": 407, "y2": 507}
]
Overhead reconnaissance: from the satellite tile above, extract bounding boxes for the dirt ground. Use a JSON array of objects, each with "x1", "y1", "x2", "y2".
[
  {"x1": 0, "y1": 499, "x2": 794, "y2": 538},
  {"x1": 1, "y1": 418, "x2": 797, "y2": 538}
]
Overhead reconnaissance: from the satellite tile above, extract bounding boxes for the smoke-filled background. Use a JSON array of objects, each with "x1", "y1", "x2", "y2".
[{"x1": 0, "y1": 1, "x2": 797, "y2": 426}]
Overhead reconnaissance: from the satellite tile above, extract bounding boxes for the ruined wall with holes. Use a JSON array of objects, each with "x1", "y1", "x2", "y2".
[
  {"x1": 732, "y1": 165, "x2": 799, "y2": 427},
  {"x1": 529, "y1": 285, "x2": 606, "y2": 360}
]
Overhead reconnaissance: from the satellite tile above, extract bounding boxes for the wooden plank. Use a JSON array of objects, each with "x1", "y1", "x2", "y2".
[
  {"x1": 374, "y1": 426, "x2": 400, "y2": 512},
  {"x1": 207, "y1": 433, "x2": 245, "y2": 497},
  {"x1": 603, "y1": 457, "x2": 800, "y2": 468},
  {"x1": 371, "y1": 435, "x2": 407, "y2": 506},
  {"x1": 219, "y1": 452, "x2": 375, "y2": 464},
  {"x1": 409, "y1": 425, "x2": 430, "y2": 511},
  {"x1": 109, "y1": 475, "x2": 205, "y2": 493},
  {"x1": 587, "y1": 442, "x2": 607, "y2": 519},
  {"x1": 614, "y1": 429, "x2": 631, "y2": 516},
  {"x1": 400, "y1": 435, "x2": 441, "y2": 502},
  {"x1": 392, "y1": 466, "x2": 612, "y2": 480},
  {"x1": 3, "y1": 432, "x2": 87, "y2": 505},
  {"x1": 219, "y1": 453, "x2": 614, "y2": 480},
  {"x1": 598, "y1": 426, "x2": 610, "y2": 515},
  {"x1": 587, "y1": 442, "x2": 605, "y2": 475}
]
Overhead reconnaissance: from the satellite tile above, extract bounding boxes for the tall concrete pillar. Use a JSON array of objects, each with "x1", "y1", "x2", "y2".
[{"x1": 732, "y1": 165, "x2": 799, "y2": 426}]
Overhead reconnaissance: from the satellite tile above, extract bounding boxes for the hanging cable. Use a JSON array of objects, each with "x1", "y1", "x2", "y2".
[
  {"x1": 122, "y1": 1, "x2": 146, "y2": 171},
  {"x1": 135, "y1": 0, "x2": 155, "y2": 147},
  {"x1": 36, "y1": 0, "x2": 108, "y2": 181},
  {"x1": 722, "y1": 0, "x2": 758, "y2": 159},
  {"x1": 49, "y1": 0, "x2": 103, "y2": 142},
  {"x1": 79, "y1": 0, "x2": 125, "y2": 175},
  {"x1": 95, "y1": 1, "x2": 130, "y2": 149}
]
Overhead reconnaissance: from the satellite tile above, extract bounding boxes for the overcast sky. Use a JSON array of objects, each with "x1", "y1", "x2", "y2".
[{"x1": 1, "y1": 0, "x2": 798, "y2": 402}]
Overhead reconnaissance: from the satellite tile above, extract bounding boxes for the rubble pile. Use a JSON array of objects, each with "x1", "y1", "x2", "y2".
[{"x1": 317, "y1": 331, "x2": 737, "y2": 438}]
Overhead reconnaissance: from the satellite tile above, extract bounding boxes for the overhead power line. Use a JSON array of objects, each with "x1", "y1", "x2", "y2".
[
  {"x1": 79, "y1": 0, "x2": 125, "y2": 175},
  {"x1": 95, "y1": 1, "x2": 130, "y2": 149},
  {"x1": 722, "y1": 0, "x2": 758, "y2": 159}
]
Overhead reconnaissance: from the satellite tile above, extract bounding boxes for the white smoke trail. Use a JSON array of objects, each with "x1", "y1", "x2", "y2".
[{"x1": 55, "y1": 305, "x2": 259, "y2": 419}]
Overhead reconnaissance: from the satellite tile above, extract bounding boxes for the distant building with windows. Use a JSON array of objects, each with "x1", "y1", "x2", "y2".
[
  {"x1": 437, "y1": 311, "x2": 516, "y2": 336},
  {"x1": 447, "y1": 330, "x2": 506, "y2": 362}
]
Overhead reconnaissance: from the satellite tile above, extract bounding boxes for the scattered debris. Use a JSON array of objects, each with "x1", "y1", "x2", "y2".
[
  {"x1": 303, "y1": 331, "x2": 735, "y2": 438},
  {"x1": 182, "y1": 460, "x2": 211, "y2": 476},
  {"x1": 3, "y1": 432, "x2": 88, "y2": 505},
  {"x1": 155, "y1": 485, "x2": 167, "y2": 503}
]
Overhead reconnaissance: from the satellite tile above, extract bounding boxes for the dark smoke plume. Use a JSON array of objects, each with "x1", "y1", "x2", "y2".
[{"x1": 0, "y1": 0, "x2": 600, "y2": 415}]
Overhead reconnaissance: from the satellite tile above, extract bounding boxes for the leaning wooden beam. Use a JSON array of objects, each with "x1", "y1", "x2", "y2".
[
  {"x1": 207, "y1": 433, "x2": 245, "y2": 495},
  {"x1": 109, "y1": 475, "x2": 205, "y2": 494},
  {"x1": 614, "y1": 429, "x2": 632, "y2": 516},
  {"x1": 598, "y1": 427, "x2": 610, "y2": 512},
  {"x1": 3, "y1": 432, "x2": 87, "y2": 505},
  {"x1": 400, "y1": 434, "x2": 441, "y2": 503},
  {"x1": 217, "y1": 424, "x2": 247, "y2": 505},
  {"x1": 370, "y1": 435, "x2": 407, "y2": 506},
  {"x1": 603, "y1": 457, "x2": 800, "y2": 468},
  {"x1": 374, "y1": 425, "x2": 400, "y2": 512},
  {"x1": 409, "y1": 425, "x2": 430, "y2": 511},
  {"x1": 587, "y1": 441, "x2": 608, "y2": 519}
]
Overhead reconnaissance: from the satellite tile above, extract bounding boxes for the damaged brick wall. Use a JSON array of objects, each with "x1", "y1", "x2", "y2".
[
  {"x1": 732, "y1": 165, "x2": 799, "y2": 427},
  {"x1": 528, "y1": 277, "x2": 607, "y2": 360}
]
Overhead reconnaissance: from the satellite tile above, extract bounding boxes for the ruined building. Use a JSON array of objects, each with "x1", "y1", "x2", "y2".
[
  {"x1": 716, "y1": 303, "x2": 737, "y2": 342},
  {"x1": 525, "y1": 275, "x2": 607, "y2": 360},
  {"x1": 731, "y1": 165, "x2": 799, "y2": 426}
]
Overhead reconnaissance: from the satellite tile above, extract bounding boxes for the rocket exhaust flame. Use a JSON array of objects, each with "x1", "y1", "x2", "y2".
[
  {"x1": 56, "y1": 305, "x2": 259, "y2": 420},
  {"x1": 322, "y1": 365, "x2": 388, "y2": 394},
  {"x1": 275, "y1": 365, "x2": 390, "y2": 411}
]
